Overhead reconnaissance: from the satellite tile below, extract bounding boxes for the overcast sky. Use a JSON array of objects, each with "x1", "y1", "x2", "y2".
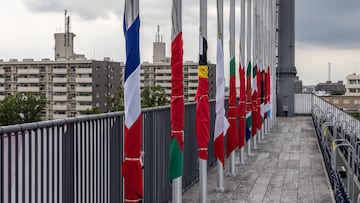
[{"x1": 1, "y1": 0, "x2": 360, "y2": 85}]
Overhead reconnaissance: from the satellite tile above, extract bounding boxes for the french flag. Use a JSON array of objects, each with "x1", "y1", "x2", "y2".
[{"x1": 122, "y1": 0, "x2": 143, "y2": 202}]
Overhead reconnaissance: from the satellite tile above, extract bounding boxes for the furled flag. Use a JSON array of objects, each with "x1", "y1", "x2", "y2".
[
  {"x1": 214, "y1": 0, "x2": 229, "y2": 166},
  {"x1": 226, "y1": 3, "x2": 238, "y2": 157},
  {"x1": 266, "y1": 66, "x2": 272, "y2": 118},
  {"x1": 251, "y1": 64, "x2": 259, "y2": 136},
  {"x1": 195, "y1": 35, "x2": 209, "y2": 160},
  {"x1": 214, "y1": 37, "x2": 229, "y2": 166},
  {"x1": 122, "y1": 0, "x2": 143, "y2": 202},
  {"x1": 245, "y1": 62, "x2": 252, "y2": 141},
  {"x1": 262, "y1": 69, "x2": 267, "y2": 119},
  {"x1": 257, "y1": 67, "x2": 263, "y2": 130},
  {"x1": 169, "y1": 0, "x2": 184, "y2": 181},
  {"x1": 238, "y1": 57, "x2": 246, "y2": 148}
]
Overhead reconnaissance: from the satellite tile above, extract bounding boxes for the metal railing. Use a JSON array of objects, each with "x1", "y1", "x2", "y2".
[
  {"x1": 308, "y1": 92, "x2": 360, "y2": 202},
  {"x1": 0, "y1": 100, "x2": 219, "y2": 203}
]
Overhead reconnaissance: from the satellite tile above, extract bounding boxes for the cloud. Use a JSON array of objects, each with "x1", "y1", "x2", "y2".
[{"x1": 296, "y1": 0, "x2": 360, "y2": 49}]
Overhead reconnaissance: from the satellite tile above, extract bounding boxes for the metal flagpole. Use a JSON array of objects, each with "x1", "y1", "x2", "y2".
[
  {"x1": 252, "y1": 0, "x2": 258, "y2": 150},
  {"x1": 229, "y1": 0, "x2": 236, "y2": 176},
  {"x1": 215, "y1": 0, "x2": 225, "y2": 192},
  {"x1": 199, "y1": 0, "x2": 207, "y2": 202},
  {"x1": 246, "y1": 0, "x2": 252, "y2": 156},
  {"x1": 240, "y1": 0, "x2": 246, "y2": 164}
]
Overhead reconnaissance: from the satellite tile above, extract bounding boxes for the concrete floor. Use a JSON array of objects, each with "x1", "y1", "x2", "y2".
[{"x1": 183, "y1": 117, "x2": 335, "y2": 203}]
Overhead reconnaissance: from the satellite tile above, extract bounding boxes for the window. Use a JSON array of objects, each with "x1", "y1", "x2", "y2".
[
  {"x1": 343, "y1": 99, "x2": 350, "y2": 104},
  {"x1": 350, "y1": 89, "x2": 356, "y2": 93},
  {"x1": 354, "y1": 100, "x2": 360, "y2": 104}
]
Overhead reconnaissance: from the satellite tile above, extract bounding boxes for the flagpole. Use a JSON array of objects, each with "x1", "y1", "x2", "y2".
[
  {"x1": 240, "y1": 0, "x2": 246, "y2": 164},
  {"x1": 246, "y1": 0, "x2": 252, "y2": 156},
  {"x1": 198, "y1": 0, "x2": 208, "y2": 202},
  {"x1": 169, "y1": 0, "x2": 183, "y2": 202},
  {"x1": 229, "y1": 0, "x2": 236, "y2": 177},
  {"x1": 252, "y1": 0, "x2": 257, "y2": 150}
]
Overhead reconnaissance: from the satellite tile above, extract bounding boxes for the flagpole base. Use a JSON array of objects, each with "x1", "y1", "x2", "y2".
[
  {"x1": 265, "y1": 120, "x2": 268, "y2": 135},
  {"x1": 247, "y1": 141, "x2": 252, "y2": 155},
  {"x1": 172, "y1": 177, "x2": 182, "y2": 203},
  {"x1": 228, "y1": 152, "x2": 236, "y2": 176},
  {"x1": 199, "y1": 159, "x2": 207, "y2": 203},
  {"x1": 240, "y1": 147, "x2": 245, "y2": 164},
  {"x1": 216, "y1": 160, "x2": 225, "y2": 192},
  {"x1": 253, "y1": 136, "x2": 257, "y2": 149}
]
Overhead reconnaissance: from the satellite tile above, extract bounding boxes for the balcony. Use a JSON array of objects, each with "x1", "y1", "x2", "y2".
[
  {"x1": 53, "y1": 78, "x2": 67, "y2": 83},
  {"x1": 52, "y1": 114, "x2": 68, "y2": 119},
  {"x1": 0, "y1": 87, "x2": 4, "y2": 92},
  {"x1": 53, "y1": 105, "x2": 67, "y2": 111},
  {"x1": 76, "y1": 77, "x2": 92, "y2": 83},
  {"x1": 53, "y1": 95, "x2": 67, "y2": 101},
  {"x1": 76, "y1": 96, "x2": 92, "y2": 102},
  {"x1": 17, "y1": 86, "x2": 40, "y2": 92},
  {"x1": 17, "y1": 68, "x2": 39, "y2": 74},
  {"x1": 53, "y1": 86, "x2": 67, "y2": 92},
  {"x1": 76, "y1": 105, "x2": 92, "y2": 111},
  {"x1": 17, "y1": 78, "x2": 39, "y2": 83},
  {"x1": 53, "y1": 68, "x2": 67, "y2": 74},
  {"x1": 76, "y1": 86, "x2": 92, "y2": 92},
  {"x1": 0, "y1": 95, "x2": 4, "y2": 100},
  {"x1": 76, "y1": 68, "x2": 92, "y2": 74},
  {"x1": 0, "y1": 69, "x2": 5, "y2": 75}
]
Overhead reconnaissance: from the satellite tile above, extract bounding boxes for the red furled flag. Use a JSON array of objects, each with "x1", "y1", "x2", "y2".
[{"x1": 238, "y1": 62, "x2": 246, "y2": 148}]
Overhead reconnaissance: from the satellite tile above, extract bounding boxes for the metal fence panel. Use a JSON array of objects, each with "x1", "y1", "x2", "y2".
[{"x1": 0, "y1": 100, "x2": 222, "y2": 203}]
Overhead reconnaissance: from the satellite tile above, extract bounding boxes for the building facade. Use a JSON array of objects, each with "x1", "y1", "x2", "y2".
[
  {"x1": 322, "y1": 95, "x2": 360, "y2": 112},
  {"x1": 345, "y1": 73, "x2": 360, "y2": 95},
  {"x1": 315, "y1": 81, "x2": 345, "y2": 95},
  {"x1": 0, "y1": 59, "x2": 122, "y2": 120}
]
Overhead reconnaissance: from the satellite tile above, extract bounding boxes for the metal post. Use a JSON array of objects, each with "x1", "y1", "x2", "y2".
[
  {"x1": 248, "y1": 140, "x2": 252, "y2": 155},
  {"x1": 172, "y1": 177, "x2": 182, "y2": 203},
  {"x1": 216, "y1": 160, "x2": 224, "y2": 192},
  {"x1": 253, "y1": 134, "x2": 257, "y2": 149},
  {"x1": 230, "y1": 152, "x2": 236, "y2": 176},
  {"x1": 240, "y1": 147, "x2": 245, "y2": 164},
  {"x1": 199, "y1": 159, "x2": 207, "y2": 203}
]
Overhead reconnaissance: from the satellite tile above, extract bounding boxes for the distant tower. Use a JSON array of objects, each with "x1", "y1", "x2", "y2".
[
  {"x1": 153, "y1": 25, "x2": 166, "y2": 63},
  {"x1": 277, "y1": 0, "x2": 297, "y2": 116},
  {"x1": 328, "y1": 62, "x2": 331, "y2": 82},
  {"x1": 54, "y1": 10, "x2": 76, "y2": 60}
]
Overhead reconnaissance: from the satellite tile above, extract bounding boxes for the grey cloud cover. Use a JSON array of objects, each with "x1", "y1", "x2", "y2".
[{"x1": 296, "y1": 0, "x2": 360, "y2": 49}]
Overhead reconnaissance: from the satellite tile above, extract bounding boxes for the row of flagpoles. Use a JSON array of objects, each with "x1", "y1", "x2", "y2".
[{"x1": 122, "y1": 0, "x2": 277, "y2": 202}]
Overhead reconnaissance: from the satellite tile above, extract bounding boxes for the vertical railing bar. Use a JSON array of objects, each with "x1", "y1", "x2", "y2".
[
  {"x1": 40, "y1": 128, "x2": 44, "y2": 203},
  {"x1": 80, "y1": 122, "x2": 83, "y2": 203},
  {"x1": 74, "y1": 123, "x2": 78, "y2": 203},
  {"x1": 8, "y1": 133, "x2": 12, "y2": 203},
  {"x1": 56, "y1": 126, "x2": 60, "y2": 203},
  {"x1": 95, "y1": 120, "x2": 98, "y2": 203},
  {"x1": 51, "y1": 127, "x2": 55, "y2": 203},
  {"x1": 106, "y1": 118, "x2": 110, "y2": 203},
  {"x1": 29, "y1": 130, "x2": 33, "y2": 203},
  {"x1": 85, "y1": 121, "x2": 88, "y2": 203},
  {"x1": 22, "y1": 131, "x2": 26, "y2": 203},
  {"x1": 46, "y1": 127, "x2": 50, "y2": 203},
  {"x1": 15, "y1": 132, "x2": 19, "y2": 203},
  {"x1": 91, "y1": 120, "x2": 95, "y2": 203},
  {"x1": 102, "y1": 118, "x2": 105, "y2": 203},
  {"x1": 0, "y1": 133, "x2": 3, "y2": 203}
]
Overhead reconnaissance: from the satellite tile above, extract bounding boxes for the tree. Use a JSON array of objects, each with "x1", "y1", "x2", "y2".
[
  {"x1": 0, "y1": 93, "x2": 47, "y2": 126},
  {"x1": 106, "y1": 87, "x2": 124, "y2": 111},
  {"x1": 141, "y1": 85, "x2": 168, "y2": 108},
  {"x1": 85, "y1": 107, "x2": 101, "y2": 115}
]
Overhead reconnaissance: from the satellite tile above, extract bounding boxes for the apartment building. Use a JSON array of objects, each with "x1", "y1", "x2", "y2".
[
  {"x1": 0, "y1": 58, "x2": 122, "y2": 120},
  {"x1": 140, "y1": 61, "x2": 216, "y2": 102},
  {"x1": 345, "y1": 73, "x2": 360, "y2": 95}
]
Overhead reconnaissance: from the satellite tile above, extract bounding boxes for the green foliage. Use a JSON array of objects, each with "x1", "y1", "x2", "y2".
[
  {"x1": 106, "y1": 86, "x2": 124, "y2": 111},
  {"x1": 107, "y1": 85, "x2": 168, "y2": 112},
  {"x1": 350, "y1": 112, "x2": 360, "y2": 121},
  {"x1": 0, "y1": 93, "x2": 47, "y2": 126},
  {"x1": 331, "y1": 90, "x2": 345, "y2": 95},
  {"x1": 141, "y1": 85, "x2": 168, "y2": 108},
  {"x1": 85, "y1": 107, "x2": 101, "y2": 115}
]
